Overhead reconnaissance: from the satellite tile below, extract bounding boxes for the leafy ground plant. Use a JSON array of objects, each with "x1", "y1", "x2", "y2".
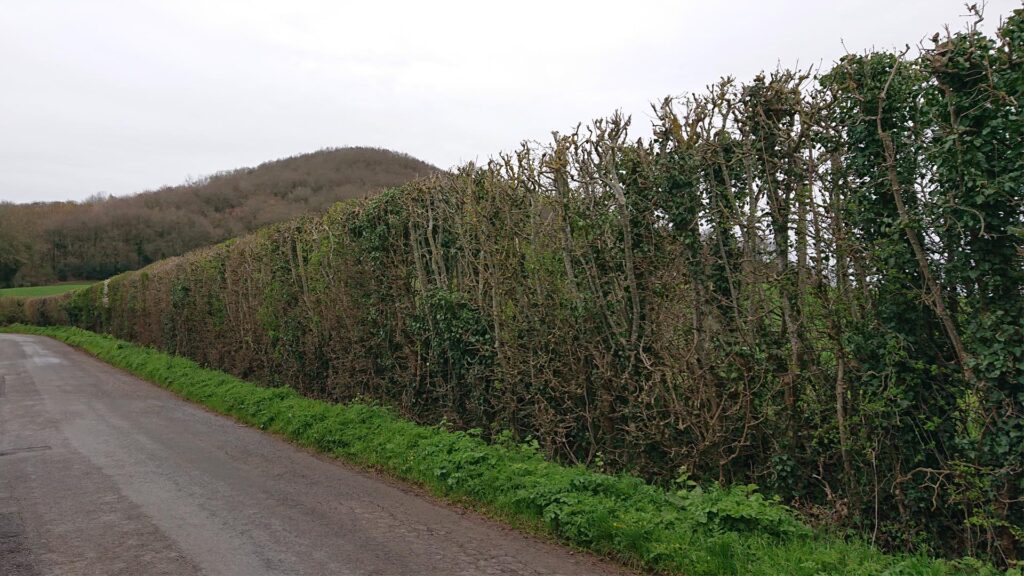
[{"x1": 2, "y1": 324, "x2": 1012, "y2": 576}]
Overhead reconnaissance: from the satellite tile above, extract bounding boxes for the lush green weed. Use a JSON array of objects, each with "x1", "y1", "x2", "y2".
[{"x1": 3, "y1": 324, "x2": 1010, "y2": 576}]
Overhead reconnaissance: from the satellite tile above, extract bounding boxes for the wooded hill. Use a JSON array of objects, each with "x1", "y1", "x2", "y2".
[{"x1": 0, "y1": 147, "x2": 438, "y2": 287}]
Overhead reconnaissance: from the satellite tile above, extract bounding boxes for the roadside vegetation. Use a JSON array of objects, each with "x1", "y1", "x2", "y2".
[
  {"x1": 0, "y1": 325, "x2": 1008, "y2": 576},
  {"x1": 4, "y1": 8, "x2": 1021, "y2": 571}
]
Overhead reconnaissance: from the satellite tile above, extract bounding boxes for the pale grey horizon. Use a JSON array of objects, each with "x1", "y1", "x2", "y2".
[{"x1": 1, "y1": 0, "x2": 1020, "y2": 203}]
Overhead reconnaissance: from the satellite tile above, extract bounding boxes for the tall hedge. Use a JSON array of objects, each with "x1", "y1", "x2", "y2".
[{"x1": 17, "y1": 10, "x2": 1022, "y2": 565}]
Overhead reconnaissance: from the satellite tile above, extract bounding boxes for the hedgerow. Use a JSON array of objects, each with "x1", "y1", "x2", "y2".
[{"x1": 7, "y1": 8, "x2": 1022, "y2": 566}]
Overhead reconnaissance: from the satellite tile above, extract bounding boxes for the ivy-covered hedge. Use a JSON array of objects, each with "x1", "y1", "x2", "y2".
[{"x1": 10, "y1": 9, "x2": 1022, "y2": 566}]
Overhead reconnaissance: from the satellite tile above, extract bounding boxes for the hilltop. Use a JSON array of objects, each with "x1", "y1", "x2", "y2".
[{"x1": 0, "y1": 147, "x2": 438, "y2": 286}]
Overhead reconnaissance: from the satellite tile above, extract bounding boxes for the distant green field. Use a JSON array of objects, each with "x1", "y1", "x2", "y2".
[{"x1": 0, "y1": 283, "x2": 93, "y2": 298}]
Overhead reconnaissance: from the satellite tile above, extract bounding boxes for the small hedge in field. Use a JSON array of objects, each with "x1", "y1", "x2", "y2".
[{"x1": 1, "y1": 325, "x2": 1007, "y2": 576}]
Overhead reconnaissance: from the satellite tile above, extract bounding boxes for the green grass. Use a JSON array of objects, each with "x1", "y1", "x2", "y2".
[
  {"x1": 0, "y1": 324, "x2": 1009, "y2": 576},
  {"x1": 0, "y1": 283, "x2": 93, "y2": 298}
]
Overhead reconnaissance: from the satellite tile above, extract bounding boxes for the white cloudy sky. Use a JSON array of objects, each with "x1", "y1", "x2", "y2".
[{"x1": 1, "y1": 0, "x2": 1020, "y2": 202}]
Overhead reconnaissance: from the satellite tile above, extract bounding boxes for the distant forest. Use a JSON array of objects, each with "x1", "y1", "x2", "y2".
[{"x1": 0, "y1": 147, "x2": 438, "y2": 286}]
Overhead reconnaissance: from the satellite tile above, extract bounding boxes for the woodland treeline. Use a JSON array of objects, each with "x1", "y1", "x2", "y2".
[
  {"x1": 0, "y1": 147, "x2": 436, "y2": 287},
  {"x1": 7, "y1": 10, "x2": 1022, "y2": 565}
]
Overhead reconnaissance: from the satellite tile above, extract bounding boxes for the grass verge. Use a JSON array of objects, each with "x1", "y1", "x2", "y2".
[
  {"x1": 0, "y1": 283, "x2": 93, "y2": 298},
  {"x1": 1, "y1": 324, "x2": 1008, "y2": 576}
]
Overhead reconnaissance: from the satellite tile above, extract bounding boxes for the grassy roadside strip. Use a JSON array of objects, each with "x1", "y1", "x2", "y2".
[{"x1": 1, "y1": 325, "x2": 1004, "y2": 576}]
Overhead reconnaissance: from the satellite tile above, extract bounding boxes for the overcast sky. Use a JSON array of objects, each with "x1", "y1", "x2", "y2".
[{"x1": 1, "y1": 0, "x2": 1020, "y2": 203}]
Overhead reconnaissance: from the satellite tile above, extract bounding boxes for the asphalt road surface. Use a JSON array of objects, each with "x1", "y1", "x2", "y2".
[{"x1": 0, "y1": 334, "x2": 626, "y2": 576}]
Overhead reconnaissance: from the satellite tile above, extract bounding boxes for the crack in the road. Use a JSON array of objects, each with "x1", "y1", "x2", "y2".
[{"x1": 0, "y1": 446, "x2": 51, "y2": 458}]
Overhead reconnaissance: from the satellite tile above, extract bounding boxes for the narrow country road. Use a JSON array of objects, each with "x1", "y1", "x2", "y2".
[{"x1": 0, "y1": 334, "x2": 626, "y2": 576}]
